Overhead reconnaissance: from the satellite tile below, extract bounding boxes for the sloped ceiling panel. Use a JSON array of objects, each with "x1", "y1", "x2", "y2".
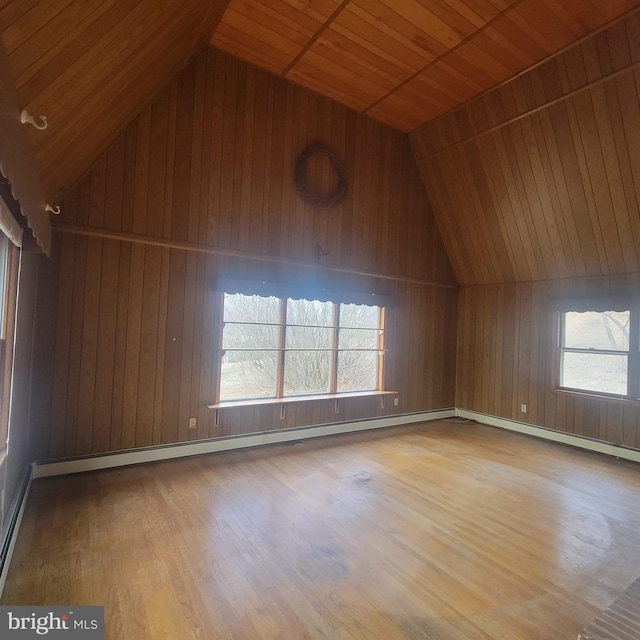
[
  {"x1": 211, "y1": 0, "x2": 640, "y2": 132},
  {"x1": 410, "y1": 12, "x2": 640, "y2": 286},
  {"x1": 0, "y1": 0, "x2": 230, "y2": 202}
]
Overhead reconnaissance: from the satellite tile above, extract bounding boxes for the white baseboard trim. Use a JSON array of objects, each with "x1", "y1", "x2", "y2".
[
  {"x1": 456, "y1": 408, "x2": 640, "y2": 464},
  {"x1": 0, "y1": 466, "x2": 32, "y2": 598},
  {"x1": 32, "y1": 409, "x2": 456, "y2": 479}
]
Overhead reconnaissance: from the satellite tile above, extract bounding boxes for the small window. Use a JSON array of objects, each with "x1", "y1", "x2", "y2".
[
  {"x1": 558, "y1": 310, "x2": 634, "y2": 398},
  {"x1": 218, "y1": 293, "x2": 385, "y2": 402}
]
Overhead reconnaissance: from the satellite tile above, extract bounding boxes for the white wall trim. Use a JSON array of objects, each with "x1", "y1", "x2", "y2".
[
  {"x1": 32, "y1": 409, "x2": 456, "y2": 479},
  {"x1": 0, "y1": 465, "x2": 32, "y2": 598},
  {"x1": 456, "y1": 408, "x2": 640, "y2": 464}
]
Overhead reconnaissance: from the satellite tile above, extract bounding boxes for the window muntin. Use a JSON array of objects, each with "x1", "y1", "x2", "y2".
[
  {"x1": 219, "y1": 293, "x2": 385, "y2": 402},
  {"x1": 559, "y1": 310, "x2": 634, "y2": 398}
]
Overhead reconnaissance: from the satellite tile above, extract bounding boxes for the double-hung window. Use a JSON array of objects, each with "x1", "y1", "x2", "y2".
[
  {"x1": 558, "y1": 306, "x2": 639, "y2": 400},
  {"x1": 218, "y1": 292, "x2": 385, "y2": 403}
]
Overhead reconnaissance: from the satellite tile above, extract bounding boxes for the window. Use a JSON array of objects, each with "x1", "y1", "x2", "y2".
[
  {"x1": 0, "y1": 233, "x2": 18, "y2": 447},
  {"x1": 558, "y1": 309, "x2": 639, "y2": 399},
  {"x1": 218, "y1": 293, "x2": 385, "y2": 402}
]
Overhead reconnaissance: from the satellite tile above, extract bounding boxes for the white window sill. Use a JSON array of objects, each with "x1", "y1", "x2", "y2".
[{"x1": 208, "y1": 390, "x2": 398, "y2": 410}]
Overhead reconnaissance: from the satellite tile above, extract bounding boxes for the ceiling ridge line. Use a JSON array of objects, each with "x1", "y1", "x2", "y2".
[
  {"x1": 415, "y1": 56, "x2": 640, "y2": 161},
  {"x1": 281, "y1": 0, "x2": 352, "y2": 78},
  {"x1": 361, "y1": 0, "x2": 530, "y2": 117},
  {"x1": 409, "y1": 2, "x2": 640, "y2": 137}
]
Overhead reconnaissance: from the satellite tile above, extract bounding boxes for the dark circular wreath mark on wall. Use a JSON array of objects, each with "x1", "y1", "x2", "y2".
[{"x1": 294, "y1": 143, "x2": 349, "y2": 208}]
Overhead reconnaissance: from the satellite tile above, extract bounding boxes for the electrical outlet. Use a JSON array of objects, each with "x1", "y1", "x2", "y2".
[
  {"x1": 189, "y1": 417, "x2": 197, "y2": 430},
  {"x1": 393, "y1": 397, "x2": 399, "y2": 406},
  {"x1": 520, "y1": 404, "x2": 527, "y2": 413}
]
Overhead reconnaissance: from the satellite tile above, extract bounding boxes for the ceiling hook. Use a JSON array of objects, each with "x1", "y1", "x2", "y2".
[
  {"x1": 45, "y1": 204, "x2": 60, "y2": 215},
  {"x1": 20, "y1": 109, "x2": 48, "y2": 130}
]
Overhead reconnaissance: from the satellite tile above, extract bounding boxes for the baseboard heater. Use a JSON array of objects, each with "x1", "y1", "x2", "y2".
[{"x1": 578, "y1": 575, "x2": 640, "y2": 640}]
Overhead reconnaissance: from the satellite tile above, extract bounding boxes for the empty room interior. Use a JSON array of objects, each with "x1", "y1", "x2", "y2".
[{"x1": 1, "y1": 1, "x2": 640, "y2": 638}]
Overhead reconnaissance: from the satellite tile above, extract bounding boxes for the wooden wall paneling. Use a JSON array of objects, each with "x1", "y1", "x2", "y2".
[
  {"x1": 623, "y1": 403, "x2": 638, "y2": 449},
  {"x1": 48, "y1": 233, "x2": 74, "y2": 459},
  {"x1": 528, "y1": 110, "x2": 576, "y2": 277},
  {"x1": 178, "y1": 251, "x2": 197, "y2": 443},
  {"x1": 574, "y1": 89, "x2": 630, "y2": 272},
  {"x1": 546, "y1": 101, "x2": 600, "y2": 274},
  {"x1": 160, "y1": 249, "x2": 184, "y2": 445},
  {"x1": 121, "y1": 243, "x2": 144, "y2": 451},
  {"x1": 32, "y1": 47, "x2": 458, "y2": 458},
  {"x1": 172, "y1": 62, "x2": 196, "y2": 243},
  {"x1": 410, "y1": 11, "x2": 640, "y2": 285},
  {"x1": 153, "y1": 248, "x2": 170, "y2": 445},
  {"x1": 88, "y1": 153, "x2": 106, "y2": 229},
  {"x1": 234, "y1": 58, "x2": 253, "y2": 253},
  {"x1": 263, "y1": 75, "x2": 283, "y2": 257},
  {"x1": 612, "y1": 70, "x2": 640, "y2": 247},
  {"x1": 198, "y1": 51, "x2": 214, "y2": 246},
  {"x1": 420, "y1": 156, "x2": 468, "y2": 284},
  {"x1": 75, "y1": 237, "x2": 101, "y2": 455},
  {"x1": 475, "y1": 134, "x2": 521, "y2": 282},
  {"x1": 121, "y1": 122, "x2": 138, "y2": 235},
  {"x1": 190, "y1": 253, "x2": 206, "y2": 441},
  {"x1": 132, "y1": 111, "x2": 151, "y2": 235},
  {"x1": 248, "y1": 65, "x2": 268, "y2": 256},
  {"x1": 215, "y1": 53, "x2": 236, "y2": 249},
  {"x1": 62, "y1": 235, "x2": 86, "y2": 457},
  {"x1": 188, "y1": 52, "x2": 206, "y2": 245},
  {"x1": 564, "y1": 92, "x2": 614, "y2": 273},
  {"x1": 457, "y1": 276, "x2": 640, "y2": 448},
  {"x1": 91, "y1": 239, "x2": 120, "y2": 455},
  {"x1": 598, "y1": 82, "x2": 639, "y2": 272},
  {"x1": 110, "y1": 242, "x2": 131, "y2": 453},
  {"x1": 105, "y1": 134, "x2": 126, "y2": 231},
  {"x1": 148, "y1": 88, "x2": 171, "y2": 239},
  {"x1": 136, "y1": 246, "x2": 161, "y2": 448}
]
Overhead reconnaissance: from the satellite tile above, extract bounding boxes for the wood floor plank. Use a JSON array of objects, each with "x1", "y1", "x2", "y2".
[{"x1": 4, "y1": 421, "x2": 640, "y2": 640}]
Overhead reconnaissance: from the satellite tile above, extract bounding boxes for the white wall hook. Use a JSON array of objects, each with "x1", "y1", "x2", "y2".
[
  {"x1": 45, "y1": 204, "x2": 60, "y2": 215},
  {"x1": 20, "y1": 109, "x2": 48, "y2": 130}
]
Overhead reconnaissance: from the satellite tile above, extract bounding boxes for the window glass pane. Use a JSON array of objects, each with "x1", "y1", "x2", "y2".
[
  {"x1": 338, "y1": 351, "x2": 378, "y2": 392},
  {"x1": 223, "y1": 293, "x2": 280, "y2": 324},
  {"x1": 340, "y1": 303, "x2": 378, "y2": 328},
  {"x1": 283, "y1": 351, "x2": 330, "y2": 395},
  {"x1": 222, "y1": 323, "x2": 279, "y2": 350},
  {"x1": 286, "y1": 298, "x2": 333, "y2": 327},
  {"x1": 560, "y1": 352, "x2": 627, "y2": 396},
  {"x1": 339, "y1": 327, "x2": 378, "y2": 350},
  {"x1": 563, "y1": 311, "x2": 629, "y2": 351},
  {"x1": 219, "y1": 350, "x2": 277, "y2": 400},
  {"x1": 285, "y1": 326, "x2": 332, "y2": 349}
]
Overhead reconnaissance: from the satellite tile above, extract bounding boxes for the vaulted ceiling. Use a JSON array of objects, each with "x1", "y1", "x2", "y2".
[
  {"x1": 211, "y1": 0, "x2": 640, "y2": 131},
  {"x1": 1, "y1": 0, "x2": 639, "y2": 204}
]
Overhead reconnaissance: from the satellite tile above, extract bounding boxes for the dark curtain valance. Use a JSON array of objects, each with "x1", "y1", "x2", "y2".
[
  {"x1": 550, "y1": 296, "x2": 636, "y2": 313},
  {"x1": 214, "y1": 276, "x2": 392, "y2": 307}
]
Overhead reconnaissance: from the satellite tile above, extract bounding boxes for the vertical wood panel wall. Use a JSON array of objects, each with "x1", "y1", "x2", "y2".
[
  {"x1": 457, "y1": 276, "x2": 640, "y2": 449},
  {"x1": 29, "y1": 47, "x2": 457, "y2": 461},
  {"x1": 408, "y1": 13, "x2": 640, "y2": 450},
  {"x1": 410, "y1": 12, "x2": 640, "y2": 287}
]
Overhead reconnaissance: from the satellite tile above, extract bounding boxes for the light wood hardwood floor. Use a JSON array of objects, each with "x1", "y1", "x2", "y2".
[{"x1": 4, "y1": 420, "x2": 640, "y2": 639}]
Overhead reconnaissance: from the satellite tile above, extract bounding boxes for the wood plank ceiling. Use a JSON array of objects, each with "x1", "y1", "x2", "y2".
[
  {"x1": 1, "y1": 0, "x2": 639, "y2": 203},
  {"x1": 0, "y1": 0, "x2": 230, "y2": 201},
  {"x1": 211, "y1": 0, "x2": 640, "y2": 132}
]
